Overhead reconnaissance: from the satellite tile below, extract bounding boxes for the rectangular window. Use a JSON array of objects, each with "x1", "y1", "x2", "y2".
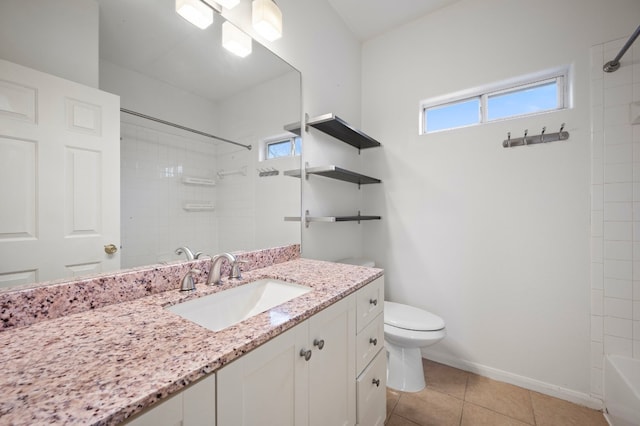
[
  {"x1": 264, "y1": 136, "x2": 302, "y2": 159},
  {"x1": 425, "y1": 98, "x2": 480, "y2": 132},
  {"x1": 487, "y1": 79, "x2": 560, "y2": 121},
  {"x1": 421, "y1": 68, "x2": 568, "y2": 134}
]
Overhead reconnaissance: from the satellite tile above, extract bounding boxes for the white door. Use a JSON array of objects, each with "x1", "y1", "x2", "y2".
[{"x1": 0, "y1": 59, "x2": 120, "y2": 287}]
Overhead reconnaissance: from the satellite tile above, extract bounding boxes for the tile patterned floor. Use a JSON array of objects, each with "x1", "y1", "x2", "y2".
[{"x1": 385, "y1": 359, "x2": 608, "y2": 426}]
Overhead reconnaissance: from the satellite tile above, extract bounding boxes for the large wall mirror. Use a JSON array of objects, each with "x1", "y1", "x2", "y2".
[{"x1": 0, "y1": 0, "x2": 302, "y2": 291}]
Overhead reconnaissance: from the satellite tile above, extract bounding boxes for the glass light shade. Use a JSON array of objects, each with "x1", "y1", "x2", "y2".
[
  {"x1": 252, "y1": 0, "x2": 282, "y2": 41},
  {"x1": 176, "y1": 0, "x2": 213, "y2": 29},
  {"x1": 216, "y1": 0, "x2": 240, "y2": 9},
  {"x1": 222, "y1": 21, "x2": 252, "y2": 58}
]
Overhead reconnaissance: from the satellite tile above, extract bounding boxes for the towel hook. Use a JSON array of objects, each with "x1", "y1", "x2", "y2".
[
  {"x1": 523, "y1": 129, "x2": 528, "y2": 145},
  {"x1": 507, "y1": 132, "x2": 511, "y2": 147},
  {"x1": 541, "y1": 126, "x2": 546, "y2": 143}
]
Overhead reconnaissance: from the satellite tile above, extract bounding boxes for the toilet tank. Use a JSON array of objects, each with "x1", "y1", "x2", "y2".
[{"x1": 337, "y1": 257, "x2": 375, "y2": 267}]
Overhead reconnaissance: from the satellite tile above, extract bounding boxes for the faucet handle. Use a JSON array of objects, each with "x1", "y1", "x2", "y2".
[
  {"x1": 230, "y1": 260, "x2": 249, "y2": 280},
  {"x1": 180, "y1": 268, "x2": 200, "y2": 292}
]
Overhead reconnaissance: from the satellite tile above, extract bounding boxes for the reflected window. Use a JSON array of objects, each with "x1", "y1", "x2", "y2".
[{"x1": 265, "y1": 136, "x2": 301, "y2": 159}]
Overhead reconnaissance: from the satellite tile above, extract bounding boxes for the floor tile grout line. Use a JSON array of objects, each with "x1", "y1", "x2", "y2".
[
  {"x1": 528, "y1": 390, "x2": 538, "y2": 426},
  {"x1": 461, "y1": 400, "x2": 537, "y2": 426}
]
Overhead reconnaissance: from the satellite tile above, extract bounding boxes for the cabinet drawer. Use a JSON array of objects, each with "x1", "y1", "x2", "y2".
[
  {"x1": 356, "y1": 349, "x2": 386, "y2": 426},
  {"x1": 356, "y1": 312, "x2": 384, "y2": 375},
  {"x1": 356, "y1": 276, "x2": 384, "y2": 333}
]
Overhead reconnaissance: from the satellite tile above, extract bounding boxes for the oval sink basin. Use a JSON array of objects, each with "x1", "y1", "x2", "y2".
[{"x1": 167, "y1": 279, "x2": 311, "y2": 332}]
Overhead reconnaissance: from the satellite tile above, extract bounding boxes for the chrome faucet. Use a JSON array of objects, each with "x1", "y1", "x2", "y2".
[
  {"x1": 175, "y1": 246, "x2": 195, "y2": 261},
  {"x1": 207, "y1": 252, "x2": 237, "y2": 285}
]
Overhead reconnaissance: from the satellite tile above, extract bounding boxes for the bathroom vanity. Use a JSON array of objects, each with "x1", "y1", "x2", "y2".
[
  {"x1": 0, "y1": 254, "x2": 384, "y2": 426},
  {"x1": 127, "y1": 275, "x2": 385, "y2": 426}
]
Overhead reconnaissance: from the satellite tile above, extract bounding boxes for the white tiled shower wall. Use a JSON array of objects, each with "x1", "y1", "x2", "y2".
[
  {"x1": 590, "y1": 37, "x2": 640, "y2": 397},
  {"x1": 120, "y1": 121, "x2": 219, "y2": 268}
]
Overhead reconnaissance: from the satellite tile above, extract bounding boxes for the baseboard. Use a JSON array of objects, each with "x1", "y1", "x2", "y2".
[{"x1": 421, "y1": 350, "x2": 603, "y2": 410}]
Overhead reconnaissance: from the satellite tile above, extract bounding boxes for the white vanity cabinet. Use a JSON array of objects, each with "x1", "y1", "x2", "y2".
[
  {"x1": 122, "y1": 277, "x2": 384, "y2": 426},
  {"x1": 123, "y1": 373, "x2": 216, "y2": 426},
  {"x1": 217, "y1": 295, "x2": 356, "y2": 426}
]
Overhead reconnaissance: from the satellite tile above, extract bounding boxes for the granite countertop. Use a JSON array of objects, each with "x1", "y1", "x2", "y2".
[{"x1": 0, "y1": 258, "x2": 383, "y2": 425}]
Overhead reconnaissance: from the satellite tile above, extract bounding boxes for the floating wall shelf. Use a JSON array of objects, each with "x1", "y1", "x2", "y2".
[
  {"x1": 183, "y1": 202, "x2": 215, "y2": 212},
  {"x1": 307, "y1": 113, "x2": 381, "y2": 150},
  {"x1": 285, "y1": 211, "x2": 381, "y2": 227},
  {"x1": 282, "y1": 114, "x2": 383, "y2": 227},
  {"x1": 182, "y1": 176, "x2": 216, "y2": 186},
  {"x1": 283, "y1": 121, "x2": 302, "y2": 136},
  {"x1": 284, "y1": 165, "x2": 381, "y2": 187}
]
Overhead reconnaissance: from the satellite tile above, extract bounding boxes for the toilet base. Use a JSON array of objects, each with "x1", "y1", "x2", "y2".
[{"x1": 386, "y1": 343, "x2": 426, "y2": 392}]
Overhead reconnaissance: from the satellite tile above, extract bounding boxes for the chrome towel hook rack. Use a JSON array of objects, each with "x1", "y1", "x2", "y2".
[{"x1": 502, "y1": 123, "x2": 569, "y2": 148}]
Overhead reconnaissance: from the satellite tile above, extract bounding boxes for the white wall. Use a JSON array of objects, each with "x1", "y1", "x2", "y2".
[
  {"x1": 0, "y1": 0, "x2": 99, "y2": 88},
  {"x1": 590, "y1": 37, "x2": 640, "y2": 396},
  {"x1": 222, "y1": 0, "x2": 364, "y2": 261},
  {"x1": 361, "y1": 0, "x2": 640, "y2": 405}
]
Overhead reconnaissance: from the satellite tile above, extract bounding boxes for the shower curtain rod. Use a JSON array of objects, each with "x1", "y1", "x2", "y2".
[
  {"x1": 120, "y1": 108, "x2": 252, "y2": 151},
  {"x1": 603, "y1": 24, "x2": 640, "y2": 73}
]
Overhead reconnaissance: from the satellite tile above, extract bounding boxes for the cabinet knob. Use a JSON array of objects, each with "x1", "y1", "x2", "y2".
[
  {"x1": 369, "y1": 298, "x2": 378, "y2": 306},
  {"x1": 300, "y1": 348, "x2": 312, "y2": 361},
  {"x1": 313, "y1": 339, "x2": 325, "y2": 350},
  {"x1": 372, "y1": 378, "x2": 380, "y2": 387},
  {"x1": 369, "y1": 337, "x2": 378, "y2": 346}
]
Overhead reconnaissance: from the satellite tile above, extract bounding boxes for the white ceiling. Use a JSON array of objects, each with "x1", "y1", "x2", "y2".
[
  {"x1": 95, "y1": 0, "x2": 460, "y2": 102},
  {"x1": 96, "y1": 0, "x2": 293, "y2": 102},
  {"x1": 327, "y1": 0, "x2": 461, "y2": 41}
]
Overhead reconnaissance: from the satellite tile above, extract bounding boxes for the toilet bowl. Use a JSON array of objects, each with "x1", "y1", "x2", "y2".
[
  {"x1": 384, "y1": 301, "x2": 446, "y2": 392},
  {"x1": 337, "y1": 257, "x2": 446, "y2": 393}
]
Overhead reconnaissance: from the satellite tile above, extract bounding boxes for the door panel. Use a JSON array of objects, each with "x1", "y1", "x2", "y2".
[{"x1": 0, "y1": 59, "x2": 120, "y2": 287}]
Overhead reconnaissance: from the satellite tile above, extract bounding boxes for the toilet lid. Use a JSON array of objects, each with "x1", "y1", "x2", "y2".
[{"x1": 384, "y1": 301, "x2": 445, "y2": 331}]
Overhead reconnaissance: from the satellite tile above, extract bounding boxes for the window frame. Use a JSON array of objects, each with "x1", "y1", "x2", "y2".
[
  {"x1": 419, "y1": 66, "x2": 570, "y2": 135},
  {"x1": 262, "y1": 135, "x2": 301, "y2": 161}
]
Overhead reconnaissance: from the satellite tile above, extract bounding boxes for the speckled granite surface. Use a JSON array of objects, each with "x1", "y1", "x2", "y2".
[
  {"x1": 0, "y1": 256, "x2": 382, "y2": 425},
  {"x1": 0, "y1": 244, "x2": 300, "y2": 331}
]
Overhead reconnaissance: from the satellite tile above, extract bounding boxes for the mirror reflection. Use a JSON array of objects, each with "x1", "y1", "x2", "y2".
[{"x1": 0, "y1": 0, "x2": 301, "y2": 290}]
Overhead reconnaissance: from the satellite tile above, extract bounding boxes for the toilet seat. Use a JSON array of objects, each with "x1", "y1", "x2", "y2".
[{"x1": 384, "y1": 301, "x2": 445, "y2": 331}]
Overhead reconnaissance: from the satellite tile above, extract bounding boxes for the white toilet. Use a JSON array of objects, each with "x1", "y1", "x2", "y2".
[
  {"x1": 338, "y1": 257, "x2": 447, "y2": 393},
  {"x1": 384, "y1": 301, "x2": 446, "y2": 392}
]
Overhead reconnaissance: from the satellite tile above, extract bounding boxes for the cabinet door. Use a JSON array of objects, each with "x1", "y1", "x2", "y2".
[
  {"x1": 217, "y1": 322, "x2": 307, "y2": 426},
  {"x1": 123, "y1": 373, "x2": 216, "y2": 426},
  {"x1": 356, "y1": 349, "x2": 387, "y2": 426},
  {"x1": 184, "y1": 374, "x2": 216, "y2": 426},
  {"x1": 124, "y1": 392, "x2": 182, "y2": 426},
  {"x1": 307, "y1": 296, "x2": 356, "y2": 426}
]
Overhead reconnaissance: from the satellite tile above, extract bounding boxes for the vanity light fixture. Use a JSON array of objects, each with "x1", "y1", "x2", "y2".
[
  {"x1": 216, "y1": 0, "x2": 241, "y2": 9},
  {"x1": 222, "y1": 21, "x2": 252, "y2": 57},
  {"x1": 176, "y1": 0, "x2": 214, "y2": 29},
  {"x1": 252, "y1": 0, "x2": 282, "y2": 41}
]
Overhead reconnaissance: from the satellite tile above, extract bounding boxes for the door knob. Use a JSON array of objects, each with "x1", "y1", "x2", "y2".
[
  {"x1": 104, "y1": 244, "x2": 118, "y2": 255},
  {"x1": 300, "y1": 349, "x2": 312, "y2": 361}
]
